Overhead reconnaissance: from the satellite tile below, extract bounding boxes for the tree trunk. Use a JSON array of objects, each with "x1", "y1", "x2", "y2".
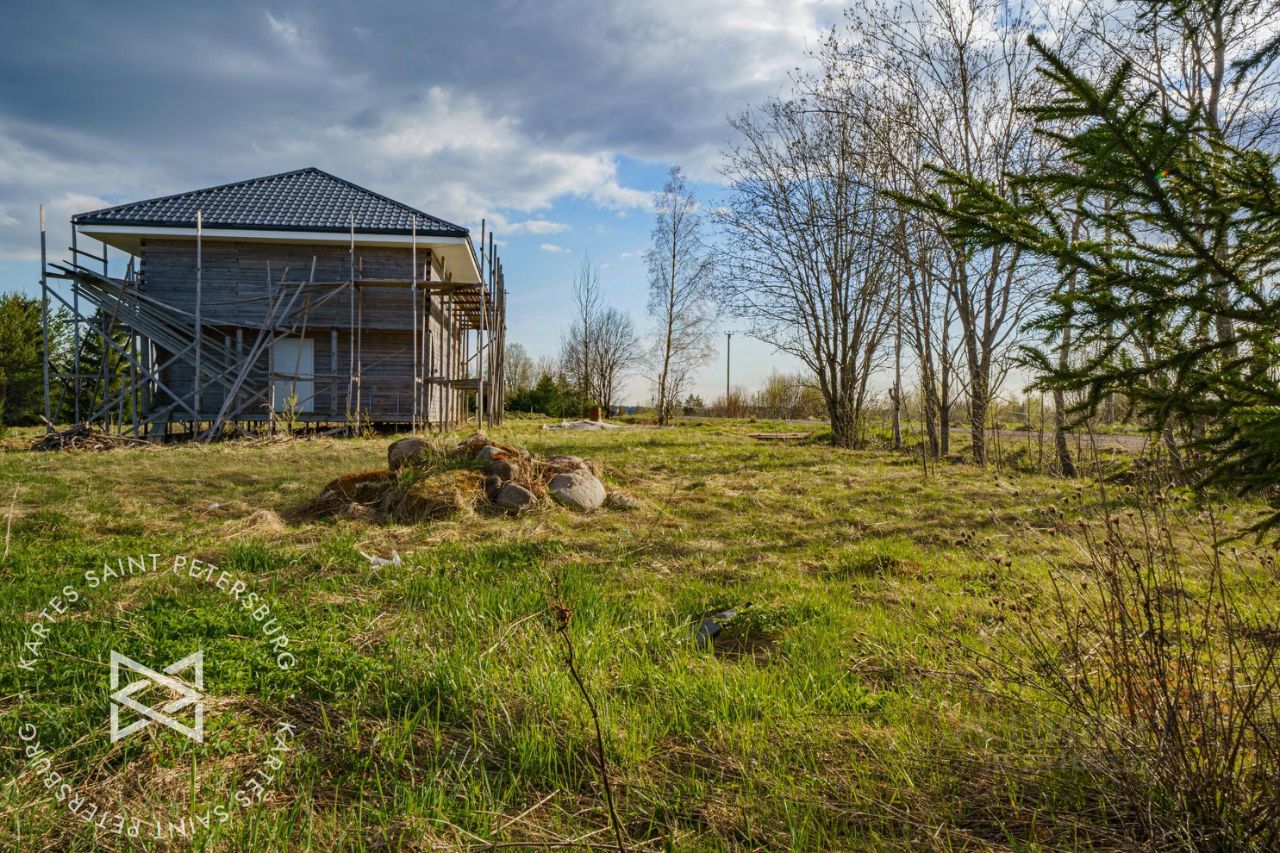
[
  {"x1": 922, "y1": 388, "x2": 939, "y2": 458},
  {"x1": 1054, "y1": 215, "x2": 1079, "y2": 477},
  {"x1": 1052, "y1": 388, "x2": 1076, "y2": 477},
  {"x1": 939, "y1": 398, "x2": 950, "y2": 457},
  {"x1": 658, "y1": 241, "x2": 678, "y2": 427},
  {"x1": 969, "y1": 377, "x2": 988, "y2": 466},
  {"x1": 892, "y1": 281, "x2": 902, "y2": 450},
  {"x1": 656, "y1": 345, "x2": 671, "y2": 427},
  {"x1": 890, "y1": 387, "x2": 901, "y2": 450},
  {"x1": 1162, "y1": 424, "x2": 1184, "y2": 476},
  {"x1": 830, "y1": 394, "x2": 858, "y2": 449}
]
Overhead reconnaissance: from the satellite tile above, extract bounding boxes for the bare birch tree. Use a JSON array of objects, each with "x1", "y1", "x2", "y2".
[
  {"x1": 503, "y1": 342, "x2": 536, "y2": 398},
  {"x1": 591, "y1": 307, "x2": 641, "y2": 414},
  {"x1": 646, "y1": 166, "x2": 715, "y2": 425},
  {"x1": 873, "y1": 93, "x2": 964, "y2": 459},
  {"x1": 717, "y1": 64, "x2": 893, "y2": 448},
  {"x1": 561, "y1": 256, "x2": 602, "y2": 410},
  {"x1": 561, "y1": 256, "x2": 640, "y2": 415},
  {"x1": 845, "y1": 0, "x2": 1060, "y2": 464}
]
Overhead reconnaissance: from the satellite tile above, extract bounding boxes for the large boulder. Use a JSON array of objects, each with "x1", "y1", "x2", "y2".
[
  {"x1": 482, "y1": 474, "x2": 504, "y2": 500},
  {"x1": 494, "y1": 482, "x2": 535, "y2": 512},
  {"x1": 388, "y1": 437, "x2": 431, "y2": 471},
  {"x1": 455, "y1": 433, "x2": 490, "y2": 457},
  {"x1": 549, "y1": 469, "x2": 606, "y2": 511},
  {"x1": 544, "y1": 454, "x2": 587, "y2": 473},
  {"x1": 486, "y1": 458, "x2": 520, "y2": 482}
]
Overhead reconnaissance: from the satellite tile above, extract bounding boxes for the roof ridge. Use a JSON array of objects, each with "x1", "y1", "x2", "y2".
[{"x1": 305, "y1": 168, "x2": 468, "y2": 233}]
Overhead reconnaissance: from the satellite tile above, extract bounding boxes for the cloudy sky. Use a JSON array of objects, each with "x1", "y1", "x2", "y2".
[{"x1": 0, "y1": 0, "x2": 844, "y2": 402}]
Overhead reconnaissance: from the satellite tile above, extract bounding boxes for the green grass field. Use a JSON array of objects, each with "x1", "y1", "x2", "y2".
[{"x1": 1, "y1": 420, "x2": 1273, "y2": 850}]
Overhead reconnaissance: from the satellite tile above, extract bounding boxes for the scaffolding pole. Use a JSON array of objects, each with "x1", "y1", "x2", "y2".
[
  {"x1": 442, "y1": 292, "x2": 450, "y2": 428},
  {"x1": 427, "y1": 285, "x2": 437, "y2": 432},
  {"x1": 347, "y1": 213, "x2": 355, "y2": 421},
  {"x1": 194, "y1": 210, "x2": 203, "y2": 421},
  {"x1": 411, "y1": 217, "x2": 419, "y2": 433},
  {"x1": 71, "y1": 226, "x2": 80, "y2": 424},
  {"x1": 39, "y1": 205, "x2": 50, "y2": 429},
  {"x1": 477, "y1": 219, "x2": 486, "y2": 431},
  {"x1": 356, "y1": 285, "x2": 363, "y2": 415},
  {"x1": 488, "y1": 231, "x2": 496, "y2": 426}
]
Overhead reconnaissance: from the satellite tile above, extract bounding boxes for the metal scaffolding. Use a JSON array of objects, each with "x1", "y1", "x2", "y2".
[{"x1": 39, "y1": 208, "x2": 507, "y2": 439}]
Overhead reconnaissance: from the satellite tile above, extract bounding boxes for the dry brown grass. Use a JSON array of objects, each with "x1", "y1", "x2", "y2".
[
  {"x1": 390, "y1": 469, "x2": 485, "y2": 522},
  {"x1": 5, "y1": 419, "x2": 1277, "y2": 850}
]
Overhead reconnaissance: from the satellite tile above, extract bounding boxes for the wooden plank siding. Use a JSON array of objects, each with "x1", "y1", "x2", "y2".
[{"x1": 138, "y1": 238, "x2": 469, "y2": 425}]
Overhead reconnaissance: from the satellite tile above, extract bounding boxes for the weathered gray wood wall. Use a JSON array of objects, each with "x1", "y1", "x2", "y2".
[{"x1": 138, "y1": 238, "x2": 469, "y2": 424}]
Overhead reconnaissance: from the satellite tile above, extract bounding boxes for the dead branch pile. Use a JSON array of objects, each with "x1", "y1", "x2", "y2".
[{"x1": 31, "y1": 423, "x2": 151, "y2": 453}]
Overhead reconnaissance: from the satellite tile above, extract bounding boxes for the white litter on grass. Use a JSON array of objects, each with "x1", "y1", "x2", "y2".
[
  {"x1": 360, "y1": 550, "x2": 402, "y2": 569},
  {"x1": 541, "y1": 420, "x2": 621, "y2": 431}
]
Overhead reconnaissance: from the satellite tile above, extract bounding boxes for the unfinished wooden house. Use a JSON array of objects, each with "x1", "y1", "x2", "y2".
[{"x1": 39, "y1": 167, "x2": 507, "y2": 438}]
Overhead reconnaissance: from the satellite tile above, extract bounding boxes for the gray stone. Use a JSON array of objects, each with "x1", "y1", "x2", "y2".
[
  {"x1": 549, "y1": 469, "x2": 606, "y2": 511},
  {"x1": 454, "y1": 433, "x2": 489, "y2": 457},
  {"x1": 695, "y1": 608, "x2": 738, "y2": 648},
  {"x1": 482, "y1": 475, "x2": 504, "y2": 499},
  {"x1": 476, "y1": 445, "x2": 503, "y2": 464},
  {"x1": 544, "y1": 454, "x2": 587, "y2": 474},
  {"x1": 494, "y1": 482, "x2": 535, "y2": 511},
  {"x1": 486, "y1": 458, "x2": 519, "y2": 481},
  {"x1": 388, "y1": 437, "x2": 431, "y2": 471}
]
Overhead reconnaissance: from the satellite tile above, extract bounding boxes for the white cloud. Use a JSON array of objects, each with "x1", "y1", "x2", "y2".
[
  {"x1": 0, "y1": 120, "x2": 150, "y2": 260},
  {"x1": 515, "y1": 0, "x2": 840, "y2": 178},
  {"x1": 539, "y1": 243, "x2": 570, "y2": 254},
  {"x1": 265, "y1": 12, "x2": 302, "y2": 46},
  {"x1": 501, "y1": 218, "x2": 571, "y2": 236},
  {"x1": 254, "y1": 85, "x2": 654, "y2": 230},
  {"x1": 0, "y1": 0, "x2": 844, "y2": 262}
]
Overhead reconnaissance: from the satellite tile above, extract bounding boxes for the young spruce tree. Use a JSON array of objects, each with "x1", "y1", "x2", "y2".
[{"x1": 907, "y1": 35, "x2": 1280, "y2": 534}]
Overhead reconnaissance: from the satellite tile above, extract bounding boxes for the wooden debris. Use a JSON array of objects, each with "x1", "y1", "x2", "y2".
[
  {"x1": 747, "y1": 432, "x2": 809, "y2": 442},
  {"x1": 31, "y1": 422, "x2": 151, "y2": 452}
]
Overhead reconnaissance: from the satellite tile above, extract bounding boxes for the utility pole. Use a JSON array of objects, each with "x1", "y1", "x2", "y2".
[{"x1": 724, "y1": 331, "x2": 732, "y2": 405}]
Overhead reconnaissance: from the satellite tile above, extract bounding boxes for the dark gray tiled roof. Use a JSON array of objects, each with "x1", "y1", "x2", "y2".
[{"x1": 72, "y1": 167, "x2": 468, "y2": 237}]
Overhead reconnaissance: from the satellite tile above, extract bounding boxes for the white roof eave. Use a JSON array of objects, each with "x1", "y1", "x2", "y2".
[{"x1": 75, "y1": 223, "x2": 484, "y2": 284}]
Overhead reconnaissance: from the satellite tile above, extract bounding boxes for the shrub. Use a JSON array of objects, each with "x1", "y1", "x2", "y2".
[{"x1": 974, "y1": 488, "x2": 1280, "y2": 848}]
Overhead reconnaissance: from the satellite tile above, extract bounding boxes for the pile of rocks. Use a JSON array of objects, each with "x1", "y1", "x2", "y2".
[
  {"x1": 306, "y1": 433, "x2": 625, "y2": 523},
  {"x1": 420, "y1": 433, "x2": 612, "y2": 513}
]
